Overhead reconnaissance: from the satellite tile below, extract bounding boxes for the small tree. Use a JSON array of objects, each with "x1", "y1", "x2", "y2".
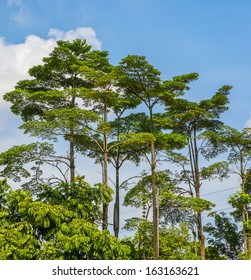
[{"x1": 204, "y1": 212, "x2": 243, "y2": 259}]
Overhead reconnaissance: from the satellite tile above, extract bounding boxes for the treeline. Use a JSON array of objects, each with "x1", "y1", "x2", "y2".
[{"x1": 0, "y1": 39, "x2": 250, "y2": 260}]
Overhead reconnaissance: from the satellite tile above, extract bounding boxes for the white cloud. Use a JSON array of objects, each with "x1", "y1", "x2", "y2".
[
  {"x1": 0, "y1": 27, "x2": 101, "y2": 108},
  {"x1": 0, "y1": 27, "x2": 105, "y2": 190},
  {"x1": 244, "y1": 118, "x2": 251, "y2": 128},
  {"x1": 48, "y1": 27, "x2": 102, "y2": 50},
  {"x1": 0, "y1": 26, "x2": 102, "y2": 153}
]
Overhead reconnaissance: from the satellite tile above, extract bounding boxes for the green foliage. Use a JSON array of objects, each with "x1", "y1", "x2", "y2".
[
  {"x1": 215, "y1": 126, "x2": 251, "y2": 164},
  {"x1": 121, "y1": 132, "x2": 156, "y2": 147},
  {"x1": 201, "y1": 161, "x2": 230, "y2": 181},
  {"x1": 162, "y1": 192, "x2": 215, "y2": 213},
  {"x1": 38, "y1": 176, "x2": 113, "y2": 223},
  {"x1": 4, "y1": 40, "x2": 103, "y2": 119},
  {"x1": 166, "y1": 86, "x2": 231, "y2": 141},
  {"x1": 1, "y1": 38, "x2": 244, "y2": 260},
  {"x1": 159, "y1": 224, "x2": 199, "y2": 260},
  {"x1": 228, "y1": 191, "x2": 251, "y2": 221},
  {"x1": 229, "y1": 191, "x2": 251, "y2": 209},
  {"x1": 123, "y1": 170, "x2": 174, "y2": 211},
  {"x1": 160, "y1": 190, "x2": 214, "y2": 231},
  {"x1": 204, "y1": 212, "x2": 243, "y2": 259},
  {"x1": 123, "y1": 219, "x2": 198, "y2": 260},
  {"x1": 117, "y1": 55, "x2": 162, "y2": 101},
  {"x1": 55, "y1": 219, "x2": 129, "y2": 260},
  {"x1": 0, "y1": 142, "x2": 56, "y2": 191},
  {"x1": 0, "y1": 179, "x2": 128, "y2": 260},
  {"x1": 123, "y1": 218, "x2": 154, "y2": 259},
  {"x1": 20, "y1": 108, "x2": 100, "y2": 139}
]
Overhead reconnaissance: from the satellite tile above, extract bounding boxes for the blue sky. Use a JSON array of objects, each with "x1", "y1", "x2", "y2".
[
  {"x1": 1, "y1": 0, "x2": 251, "y2": 127},
  {"x1": 1, "y1": 0, "x2": 251, "y2": 235}
]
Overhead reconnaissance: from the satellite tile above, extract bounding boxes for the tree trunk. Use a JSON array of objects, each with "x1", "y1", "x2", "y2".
[
  {"x1": 151, "y1": 140, "x2": 159, "y2": 259},
  {"x1": 194, "y1": 167, "x2": 206, "y2": 259},
  {"x1": 113, "y1": 118, "x2": 121, "y2": 238},
  {"x1": 102, "y1": 150, "x2": 108, "y2": 230},
  {"x1": 194, "y1": 166, "x2": 205, "y2": 260},
  {"x1": 240, "y1": 155, "x2": 250, "y2": 258},
  {"x1": 69, "y1": 96, "x2": 76, "y2": 186},
  {"x1": 69, "y1": 130, "x2": 75, "y2": 185},
  {"x1": 243, "y1": 212, "x2": 248, "y2": 254},
  {"x1": 113, "y1": 164, "x2": 120, "y2": 237},
  {"x1": 196, "y1": 211, "x2": 206, "y2": 259},
  {"x1": 102, "y1": 103, "x2": 109, "y2": 230},
  {"x1": 248, "y1": 212, "x2": 251, "y2": 260},
  {"x1": 149, "y1": 107, "x2": 159, "y2": 259},
  {"x1": 192, "y1": 228, "x2": 198, "y2": 256},
  {"x1": 188, "y1": 125, "x2": 206, "y2": 260}
]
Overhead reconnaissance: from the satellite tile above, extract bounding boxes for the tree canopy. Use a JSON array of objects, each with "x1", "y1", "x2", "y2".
[{"x1": 1, "y1": 39, "x2": 250, "y2": 260}]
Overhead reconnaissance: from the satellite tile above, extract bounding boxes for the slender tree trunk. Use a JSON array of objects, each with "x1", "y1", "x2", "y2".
[
  {"x1": 194, "y1": 171, "x2": 206, "y2": 260},
  {"x1": 242, "y1": 208, "x2": 251, "y2": 259},
  {"x1": 69, "y1": 132, "x2": 75, "y2": 185},
  {"x1": 113, "y1": 118, "x2": 121, "y2": 238},
  {"x1": 151, "y1": 140, "x2": 159, "y2": 259},
  {"x1": 188, "y1": 125, "x2": 206, "y2": 260},
  {"x1": 243, "y1": 212, "x2": 248, "y2": 253},
  {"x1": 102, "y1": 102, "x2": 109, "y2": 230},
  {"x1": 247, "y1": 211, "x2": 251, "y2": 260},
  {"x1": 113, "y1": 164, "x2": 120, "y2": 237},
  {"x1": 149, "y1": 107, "x2": 159, "y2": 259},
  {"x1": 102, "y1": 146, "x2": 108, "y2": 230},
  {"x1": 69, "y1": 96, "x2": 76, "y2": 186},
  {"x1": 240, "y1": 154, "x2": 250, "y2": 258},
  {"x1": 193, "y1": 141, "x2": 206, "y2": 259},
  {"x1": 196, "y1": 210, "x2": 206, "y2": 259},
  {"x1": 192, "y1": 228, "x2": 198, "y2": 256}
]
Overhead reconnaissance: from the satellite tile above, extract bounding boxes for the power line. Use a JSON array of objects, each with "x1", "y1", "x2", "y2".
[
  {"x1": 201, "y1": 187, "x2": 239, "y2": 197},
  {"x1": 113, "y1": 186, "x2": 240, "y2": 219},
  {"x1": 111, "y1": 185, "x2": 242, "y2": 234}
]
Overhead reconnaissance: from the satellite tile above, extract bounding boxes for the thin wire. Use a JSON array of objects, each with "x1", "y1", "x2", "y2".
[
  {"x1": 109, "y1": 186, "x2": 240, "y2": 219},
  {"x1": 201, "y1": 186, "x2": 239, "y2": 197}
]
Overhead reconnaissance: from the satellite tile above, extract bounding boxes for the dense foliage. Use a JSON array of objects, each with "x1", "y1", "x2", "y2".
[{"x1": 0, "y1": 39, "x2": 250, "y2": 259}]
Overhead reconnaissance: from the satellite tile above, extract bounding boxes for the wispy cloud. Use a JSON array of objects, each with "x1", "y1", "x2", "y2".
[
  {"x1": 7, "y1": 0, "x2": 21, "y2": 4},
  {"x1": 6, "y1": 0, "x2": 26, "y2": 24}
]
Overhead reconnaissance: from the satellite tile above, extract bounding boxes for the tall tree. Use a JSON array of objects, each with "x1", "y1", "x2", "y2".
[
  {"x1": 117, "y1": 55, "x2": 164, "y2": 258},
  {"x1": 80, "y1": 64, "x2": 114, "y2": 230},
  {"x1": 164, "y1": 85, "x2": 232, "y2": 259},
  {"x1": 117, "y1": 55, "x2": 198, "y2": 258},
  {"x1": 3, "y1": 39, "x2": 107, "y2": 188},
  {"x1": 211, "y1": 126, "x2": 251, "y2": 258},
  {"x1": 109, "y1": 112, "x2": 145, "y2": 237},
  {"x1": 79, "y1": 63, "x2": 140, "y2": 230}
]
